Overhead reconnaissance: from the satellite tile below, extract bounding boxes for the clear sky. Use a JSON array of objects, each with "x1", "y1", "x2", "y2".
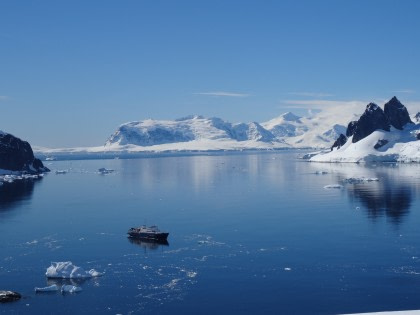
[{"x1": 1, "y1": 0, "x2": 420, "y2": 147}]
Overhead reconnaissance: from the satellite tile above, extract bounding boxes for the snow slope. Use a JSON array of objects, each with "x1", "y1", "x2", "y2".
[
  {"x1": 262, "y1": 112, "x2": 348, "y2": 148},
  {"x1": 105, "y1": 115, "x2": 280, "y2": 146},
  {"x1": 310, "y1": 123, "x2": 420, "y2": 163},
  {"x1": 33, "y1": 102, "x2": 420, "y2": 159}
]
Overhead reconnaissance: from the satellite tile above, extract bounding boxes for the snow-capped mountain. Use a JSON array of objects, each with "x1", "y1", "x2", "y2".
[
  {"x1": 262, "y1": 112, "x2": 307, "y2": 137},
  {"x1": 105, "y1": 111, "x2": 349, "y2": 150},
  {"x1": 34, "y1": 96, "x2": 419, "y2": 160},
  {"x1": 310, "y1": 97, "x2": 420, "y2": 163},
  {"x1": 262, "y1": 112, "x2": 347, "y2": 148},
  {"x1": 105, "y1": 115, "x2": 279, "y2": 147}
]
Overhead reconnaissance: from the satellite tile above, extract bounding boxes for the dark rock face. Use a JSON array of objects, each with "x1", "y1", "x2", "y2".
[
  {"x1": 331, "y1": 134, "x2": 347, "y2": 151},
  {"x1": 346, "y1": 121, "x2": 358, "y2": 137},
  {"x1": 0, "y1": 290, "x2": 21, "y2": 303},
  {"x1": 415, "y1": 112, "x2": 420, "y2": 123},
  {"x1": 374, "y1": 139, "x2": 389, "y2": 150},
  {"x1": 0, "y1": 132, "x2": 49, "y2": 174},
  {"x1": 417, "y1": 133, "x2": 420, "y2": 140},
  {"x1": 352, "y1": 103, "x2": 390, "y2": 143},
  {"x1": 384, "y1": 96, "x2": 412, "y2": 130}
]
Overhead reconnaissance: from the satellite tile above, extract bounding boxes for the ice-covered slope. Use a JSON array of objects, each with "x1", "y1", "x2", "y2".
[
  {"x1": 262, "y1": 112, "x2": 348, "y2": 148},
  {"x1": 310, "y1": 126, "x2": 420, "y2": 163},
  {"x1": 310, "y1": 98, "x2": 420, "y2": 163},
  {"x1": 105, "y1": 115, "x2": 279, "y2": 146}
]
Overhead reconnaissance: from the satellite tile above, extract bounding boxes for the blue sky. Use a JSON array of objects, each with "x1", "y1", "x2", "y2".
[{"x1": 1, "y1": 0, "x2": 420, "y2": 147}]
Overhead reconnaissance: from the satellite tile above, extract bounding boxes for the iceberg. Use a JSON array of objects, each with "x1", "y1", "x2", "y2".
[
  {"x1": 342, "y1": 177, "x2": 379, "y2": 183},
  {"x1": 35, "y1": 284, "x2": 59, "y2": 292},
  {"x1": 324, "y1": 184, "x2": 343, "y2": 189},
  {"x1": 61, "y1": 285, "x2": 82, "y2": 294},
  {"x1": 98, "y1": 168, "x2": 114, "y2": 174},
  {"x1": 46, "y1": 261, "x2": 103, "y2": 279}
]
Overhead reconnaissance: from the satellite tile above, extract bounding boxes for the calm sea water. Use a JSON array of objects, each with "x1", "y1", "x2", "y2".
[{"x1": 1, "y1": 152, "x2": 420, "y2": 315}]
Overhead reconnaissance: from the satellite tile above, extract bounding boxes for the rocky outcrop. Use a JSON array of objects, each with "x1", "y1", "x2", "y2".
[
  {"x1": 415, "y1": 112, "x2": 420, "y2": 123},
  {"x1": 352, "y1": 103, "x2": 390, "y2": 143},
  {"x1": 0, "y1": 290, "x2": 21, "y2": 303},
  {"x1": 0, "y1": 132, "x2": 49, "y2": 174},
  {"x1": 346, "y1": 121, "x2": 358, "y2": 137},
  {"x1": 384, "y1": 96, "x2": 412, "y2": 130},
  {"x1": 374, "y1": 139, "x2": 389, "y2": 150},
  {"x1": 331, "y1": 134, "x2": 347, "y2": 151}
]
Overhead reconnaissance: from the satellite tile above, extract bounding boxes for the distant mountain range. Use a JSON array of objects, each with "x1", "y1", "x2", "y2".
[
  {"x1": 30, "y1": 96, "x2": 419, "y2": 163},
  {"x1": 104, "y1": 111, "x2": 347, "y2": 150}
]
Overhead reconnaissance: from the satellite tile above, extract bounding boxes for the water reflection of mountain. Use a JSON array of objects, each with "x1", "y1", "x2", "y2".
[
  {"x1": 347, "y1": 180, "x2": 412, "y2": 224},
  {"x1": 128, "y1": 237, "x2": 169, "y2": 250},
  {"x1": 310, "y1": 162, "x2": 417, "y2": 225},
  {"x1": 0, "y1": 179, "x2": 41, "y2": 212}
]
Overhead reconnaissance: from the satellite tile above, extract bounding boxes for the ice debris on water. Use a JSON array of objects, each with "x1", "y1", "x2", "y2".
[
  {"x1": 35, "y1": 284, "x2": 59, "y2": 292},
  {"x1": 98, "y1": 168, "x2": 114, "y2": 174},
  {"x1": 0, "y1": 174, "x2": 43, "y2": 184},
  {"x1": 61, "y1": 285, "x2": 82, "y2": 294},
  {"x1": 55, "y1": 170, "x2": 68, "y2": 174},
  {"x1": 342, "y1": 177, "x2": 379, "y2": 183},
  {"x1": 323, "y1": 184, "x2": 343, "y2": 189},
  {"x1": 46, "y1": 261, "x2": 103, "y2": 279}
]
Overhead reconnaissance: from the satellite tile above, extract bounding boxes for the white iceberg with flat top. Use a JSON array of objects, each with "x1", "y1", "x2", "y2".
[
  {"x1": 46, "y1": 261, "x2": 103, "y2": 279},
  {"x1": 34, "y1": 284, "x2": 59, "y2": 292}
]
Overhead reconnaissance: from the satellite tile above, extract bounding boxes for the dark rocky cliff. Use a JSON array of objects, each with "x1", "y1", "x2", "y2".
[
  {"x1": 352, "y1": 103, "x2": 390, "y2": 143},
  {"x1": 331, "y1": 134, "x2": 347, "y2": 151},
  {"x1": 0, "y1": 132, "x2": 49, "y2": 174},
  {"x1": 333, "y1": 97, "x2": 416, "y2": 147},
  {"x1": 384, "y1": 96, "x2": 412, "y2": 130}
]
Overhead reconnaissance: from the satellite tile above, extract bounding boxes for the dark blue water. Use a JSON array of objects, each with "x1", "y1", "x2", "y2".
[{"x1": 1, "y1": 152, "x2": 420, "y2": 314}]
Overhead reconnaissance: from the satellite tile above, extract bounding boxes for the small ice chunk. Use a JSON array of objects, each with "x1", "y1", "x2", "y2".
[
  {"x1": 46, "y1": 261, "x2": 103, "y2": 279},
  {"x1": 35, "y1": 284, "x2": 59, "y2": 292},
  {"x1": 98, "y1": 168, "x2": 114, "y2": 174},
  {"x1": 61, "y1": 285, "x2": 82, "y2": 293},
  {"x1": 342, "y1": 177, "x2": 379, "y2": 183},
  {"x1": 284, "y1": 267, "x2": 292, "y2": 271},
  {"x1": 324, "y1": 184, "x2": 343, "y2": 189}
]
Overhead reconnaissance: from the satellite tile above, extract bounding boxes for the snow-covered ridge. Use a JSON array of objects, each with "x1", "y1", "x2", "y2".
[
  {"x1": 310, "y1": 97, "x2": 420, "y2": 163},
  {"x1": 33, "y1": 101, "x2": 418, "y2": 157},
  {"x1": 104, "y1": 112, "x2": 349, "y2": 150},
  {"x1": 105, "y1": 116, "x2": 280, "y2": 146}
]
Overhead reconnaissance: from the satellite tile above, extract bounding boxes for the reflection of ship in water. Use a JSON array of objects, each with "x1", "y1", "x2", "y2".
[
  {"x1": 347, "y1": 176, "x2": 412, "y2": 225},
  {"x1": 128, "y1": 237, "x2": 169, "y2": 251}
]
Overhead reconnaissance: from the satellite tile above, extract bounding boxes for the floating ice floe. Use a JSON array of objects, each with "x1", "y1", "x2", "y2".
[
  {"x1": 324, "y1": 184, "x2": 343, "y2": 189},
  {"x1": 61, "y1": 285, "x2": 82, "y2": 293},
  {"x1": 35, "y1": 284, "x2": 59, "y2": 292},
  {"x1": 98, "y1": 168, "x2": 114, "y2": 174},
  {"x1": 46, "y1": 261, "x2": 103, "y2": 279},
  {"x1": 0, "y1": 173, "x2": 44, "y2": 184},
  {"x1": 342, "y1": 177, "x2": 379, "y2": 183},
  {"x1": 55, "y1": 170, "x2": 68, "y2": 174}
]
